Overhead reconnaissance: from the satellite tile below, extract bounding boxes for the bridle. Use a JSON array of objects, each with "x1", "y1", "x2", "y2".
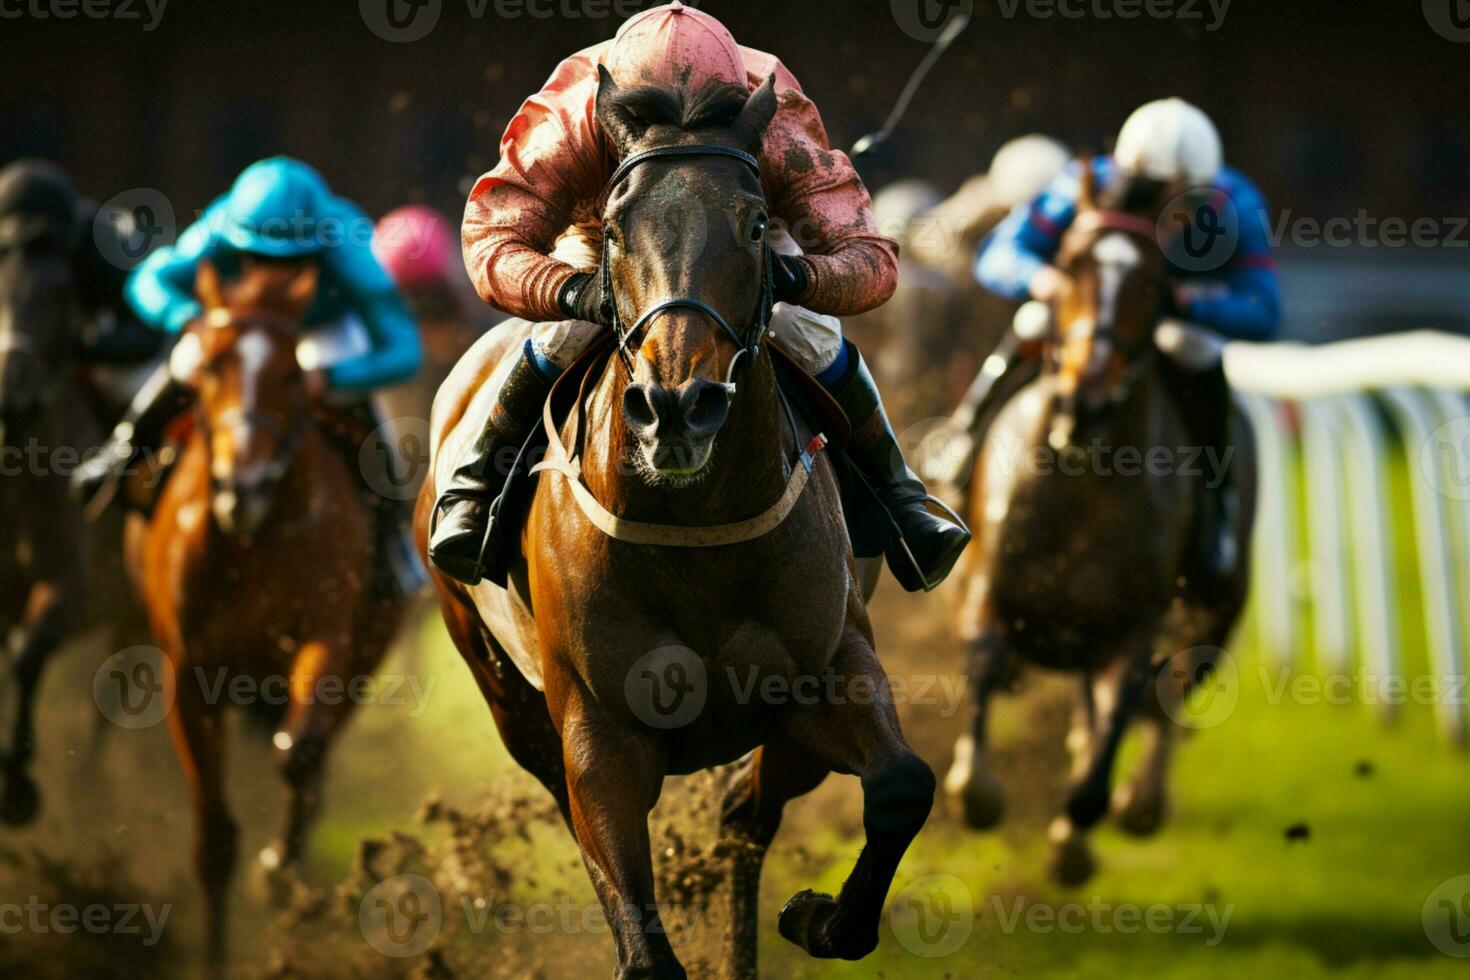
[
  {"x1": 600, "y1": 144, "x2": 775, "y2": 389},
  {"x1": 1053, "y1": 209, "x2": 1163, "y2": 400},
  {"x1": 195, "y1": 311, "x2": 310, "y2": 486}
]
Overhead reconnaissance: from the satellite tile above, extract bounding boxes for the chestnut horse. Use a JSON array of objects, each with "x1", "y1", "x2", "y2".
[
  {"x1": 128, "y1": 258, "x2": 403, "y2": 968},
  {"x1": 420, "y1": 70, "x2": 934, "y2": 978},
  {"x1": 945, "y1": 163, "x2": 1257, "y2": 884}
]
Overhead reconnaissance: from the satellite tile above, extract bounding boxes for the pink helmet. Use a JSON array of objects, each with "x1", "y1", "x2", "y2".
[
  {"x1": 373, "y1": 205, "x2": 456, "y2": 289},
  {"x1": 605, "y1": 1, "x2": 746, "y2": 92}
]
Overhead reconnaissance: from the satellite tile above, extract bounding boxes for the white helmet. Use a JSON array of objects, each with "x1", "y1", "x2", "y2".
[
  {"x1": 988, "y1": 135, "x2": 1072, "y2": 210},
  {"x1": 1114, "y1": 98, "x2": 1222, "y2": 185}
]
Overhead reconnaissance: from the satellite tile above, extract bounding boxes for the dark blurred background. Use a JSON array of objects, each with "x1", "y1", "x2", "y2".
[{"x1": 3, "y1": 0, "x2": 1468, "y2": 336}]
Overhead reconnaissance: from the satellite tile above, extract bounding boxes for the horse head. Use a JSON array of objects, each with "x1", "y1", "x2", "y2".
[
  {"x1": 0, "y1": 227, "x2": 79, "y2": 444},
  {"x1": 190, "y1": 256, "x2": 317, "y2": 538},
  {"x1": 1044, "y1": 160, "x2": 1171, "y2": 449},
  {"x1": 593, "y1": 65, "x2": 778, "y2": 486}
]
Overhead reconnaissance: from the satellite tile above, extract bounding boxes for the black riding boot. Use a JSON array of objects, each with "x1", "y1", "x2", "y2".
[
  {"x1": 70, "y1": 360, "x2": 192, "y2": 514},
  {"x1": 1168, "y1": 357, "x2": 1239, "y2": 580},
  {"x1": 428, "y1": 342, "x2": 556, "y2": 585},
  {"x1": 827, "y1": 343, "x2": 971, "y2": 591}
]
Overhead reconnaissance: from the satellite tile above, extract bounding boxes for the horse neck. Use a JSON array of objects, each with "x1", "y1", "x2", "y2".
[{"x1": 581, "y1": 352, "x2": 791, "y2": 525}]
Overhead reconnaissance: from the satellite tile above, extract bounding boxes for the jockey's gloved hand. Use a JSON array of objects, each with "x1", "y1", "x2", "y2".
[
  {"x1": 559, "y1": 271, "x2": 612, "y2": 327},
  {"x1": 771, "y1": 254, "x2": 812, "y2": 304}
]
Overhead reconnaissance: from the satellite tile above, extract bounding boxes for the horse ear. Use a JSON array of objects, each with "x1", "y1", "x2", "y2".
[
  {"x1": 1075, "y1": 157, "x2": 1096, "y2": 212},
  {"x1": 196, "y1": 258, "x2": 224, "y2": 310},
  {"x1": 733, "y1": 74, "x2": 778, "y2": 153},
  {"x1": 595, "y1": 63, "x2": 645, "y2": 156},
  {"x1": 287, "y1": 261, "x2": 319, "y2": 311}
]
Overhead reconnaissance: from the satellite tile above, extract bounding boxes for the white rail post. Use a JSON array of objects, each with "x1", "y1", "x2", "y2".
[
  {"x1": 1239, "y1": 393, "x2": 1298, "y2": 664},
  {"x1": 1300, "y1": 398, "x2": 1352, "y2": 674},
  {"x1": 1382, "y1": 387, "x2": 1468, "y2": 747}
]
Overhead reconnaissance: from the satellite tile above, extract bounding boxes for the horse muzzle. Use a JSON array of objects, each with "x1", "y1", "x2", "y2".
[{"x1": 623, "y1": 378, "x2": 731, "y2": 482}]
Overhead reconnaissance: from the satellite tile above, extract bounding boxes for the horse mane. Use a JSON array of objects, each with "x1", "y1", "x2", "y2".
[
  {"x1": 601, "y1": 79, "x2": 752, "y2": 133},
  {"x1": 1095, "y1": 171, "x2": 1170, "y2": 215}
]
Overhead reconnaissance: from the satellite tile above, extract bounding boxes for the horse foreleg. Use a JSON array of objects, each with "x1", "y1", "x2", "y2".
[
  {"x1": 166, "y1": 668, "x2": 237, "y2": 973},
  {"x1": 1, "y1": 581, "x2": 64, "y2": 826},
  {"x1": 560, "y1": 693, "x2": 682, "y2": 979},
  {"x1": 1111, "y1": 713, "x2": 1174, "y2": 836},
  {"x1": 772, "y1": 626, "x2": 936, "y2": 962},
  {"x1": 944, "y1": 630, "x2": 1013, "y2": 829},
  {"x1": 717, "y1": 743, "x2": 828, "y2": 978},
  {"x1": 1049, "y1": 647, "x2": 1152, "y2": 886},
  {"x1": 264, "y1": 639, "x2": 356, "y2": 879}
]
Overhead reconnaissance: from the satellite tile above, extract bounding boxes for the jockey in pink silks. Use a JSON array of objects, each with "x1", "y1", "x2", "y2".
[{"x1": 428, "y1": 1, "x2": 969, "y2": 590}]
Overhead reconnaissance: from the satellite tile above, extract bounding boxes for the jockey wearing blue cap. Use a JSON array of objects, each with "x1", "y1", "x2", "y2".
[
  {"x1": 72, "y1": 157, "x2": 425, "y2": 592},
  {"x1": 973, "y1": 99, "x2": 1281, "y2": 580}
]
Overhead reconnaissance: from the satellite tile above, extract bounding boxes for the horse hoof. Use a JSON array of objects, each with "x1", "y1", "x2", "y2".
[
  {"x1": 0, "y1": 773, "x2": 40, "y2": 826},
  {"x1": 1048, "y1": 836, "x2": 1097, "y2": 886},
  {"x1": 252, "y1": 845, "x2": 297, "y2": 906},
  {"x1": 777, "y1": 889, "x2": 876, "y2": 960},
  {"x1": 957, "y1": 775, "x2": 1005, "y2": 830},
  {"x1": 1112, "y1": 786, "x2": 1166, "y2": 837}
]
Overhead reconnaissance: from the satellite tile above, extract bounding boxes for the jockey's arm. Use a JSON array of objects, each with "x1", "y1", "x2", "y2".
[
  {"x1": 318, "y1": 202, "x2": 423, "y2": 392},
  {"x1": 463, "y1": 69, "x2": 606, "y2": 323},
  {"x1": 125, "y1": 200, "x2": 225, "y2": 334},
  {"x1": 1173, "y1": 185, "x2": 1281, "y2": 341},
  {"x1": 974, "y1": 166, "x2": 1077, "y2": 302},
  {"x1": 759, "y1": 69, "x2": 897, "y2": 316}
]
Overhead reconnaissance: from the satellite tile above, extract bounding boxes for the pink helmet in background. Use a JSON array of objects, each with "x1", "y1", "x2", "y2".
[
  {"x1": 373, "y1": 205, "x2": 456, "y2": 289},
  {"x1": 605, "y1": 1, "x2": 746, "y2": 92}
]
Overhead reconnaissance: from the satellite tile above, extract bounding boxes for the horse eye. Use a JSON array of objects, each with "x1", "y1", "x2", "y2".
[{"x1": 751, "y1": 216, "x2": 769, "y2": 242}]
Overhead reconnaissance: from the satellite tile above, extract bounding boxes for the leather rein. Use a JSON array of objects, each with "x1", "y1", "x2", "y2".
[{"x1": 531, "y1": 143, "x2": 827, "y2": 548}]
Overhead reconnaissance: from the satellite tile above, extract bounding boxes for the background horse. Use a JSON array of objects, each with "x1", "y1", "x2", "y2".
[
  {"x1": 0, "y1": 204, "x2": 149, "y2": 824},
  {"x1": 945, "y1": 163, "x2": 1257, "y2": 884},
  {"x1": 419, "y1": 70, "x2": 934, "y2": 979},
  {"x1": 127, "y1": 258, "x2": 404, "y2": 969}
]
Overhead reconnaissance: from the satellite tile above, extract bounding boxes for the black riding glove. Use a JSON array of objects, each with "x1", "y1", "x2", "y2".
[
  {"x1": 559, "y1": 271, "x2": 611, "y2": 326},
  {"x1": 771, "y1": 254, "x2": 812, "y2": 304}
]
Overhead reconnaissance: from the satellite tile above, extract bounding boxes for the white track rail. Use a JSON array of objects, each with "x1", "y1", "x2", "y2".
[{"x1": 1227, "y1": 331, "x2": 1470, "y2": 746}]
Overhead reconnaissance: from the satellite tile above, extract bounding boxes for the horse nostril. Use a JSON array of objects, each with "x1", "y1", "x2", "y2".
[
  {"x1": 623, "y1": 384, "x2": 659, "y2": 435},
  {"x1": 681, "y1": 381, "x2": 730, "y2": 438}
]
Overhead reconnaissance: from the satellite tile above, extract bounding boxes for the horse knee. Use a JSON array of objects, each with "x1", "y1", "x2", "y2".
[{"x1": 862, "y1": 752, "x2": 935, "y2": 838}]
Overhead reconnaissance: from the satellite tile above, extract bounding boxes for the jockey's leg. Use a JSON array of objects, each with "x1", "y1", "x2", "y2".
[
  {"x1": 70, "y1": 352, "x2": 194, "y2": 512},
  {"x1": 1155, "y1": 320, "x2": 1237, "y2": 578},
  {"x1": 428, "y1": 319, "x2": 602, "y2": 585},
  {"x1": 955, "y1": 299, "x2": 1051, "y2": 434},
  {"x1": 771, "y1": 304, "x2": 970, "y2": 591},
  {"x1": 320, "y1": 396, "x2": 428, "y2": 597}
]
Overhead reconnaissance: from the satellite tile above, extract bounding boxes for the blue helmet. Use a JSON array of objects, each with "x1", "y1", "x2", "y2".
[{"x1": 219, "y1": 157, "x2": 331, "y2": 257}]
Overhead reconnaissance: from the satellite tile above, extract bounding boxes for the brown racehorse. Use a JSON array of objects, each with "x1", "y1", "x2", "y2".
[
  {"x1": 128, "y1": 258, "x2": 403, "y2": 969},
  {"x1": 945, "y1": 162, "x2": 1257, "y2": 884},
  {"x1": 419, "y1": 70, "x2": 934, "y2": 979}
]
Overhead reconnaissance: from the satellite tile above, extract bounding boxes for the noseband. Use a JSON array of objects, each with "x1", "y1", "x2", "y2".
[{"x1": 601, "y1": 144, "x2": 775, "y2": 388}]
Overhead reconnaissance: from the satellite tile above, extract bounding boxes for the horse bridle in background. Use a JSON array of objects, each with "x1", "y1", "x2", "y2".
[
  {"x1": 600, "y1": 144, "x2": 775, "y2": 388},
  {"x1": 195, "y1": 311, "x2": 311, "y2": 485}
]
